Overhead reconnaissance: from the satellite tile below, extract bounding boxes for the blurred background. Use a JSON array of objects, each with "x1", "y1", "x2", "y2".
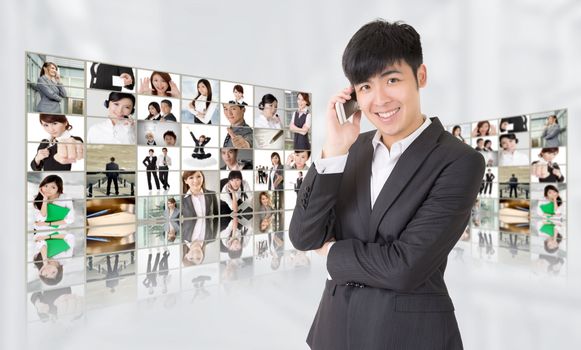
[{"x1": 3, "y1": 0, "x2": 581, "y2": 349}]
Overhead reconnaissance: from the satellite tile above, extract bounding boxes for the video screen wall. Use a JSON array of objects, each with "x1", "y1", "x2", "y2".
[
  {"x1": 447, "y1": 111, "x2": 568, "y2": 275},
  {"x1": 25, "y1": 52, "x2": 312, "y2": 322}
]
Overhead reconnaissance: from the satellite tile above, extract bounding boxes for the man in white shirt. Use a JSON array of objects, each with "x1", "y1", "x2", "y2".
[
  {"x1": 158, "y1": 147, "x2": 171, "y2": 190},
  {"x1": 289, "y1": 20, "x2": 484, "y2": 350}
]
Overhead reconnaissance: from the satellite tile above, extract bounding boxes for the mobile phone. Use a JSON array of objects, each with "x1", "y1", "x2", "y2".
[{"x1": 335, "y1": 92, "x2": 358, "y2": 124}]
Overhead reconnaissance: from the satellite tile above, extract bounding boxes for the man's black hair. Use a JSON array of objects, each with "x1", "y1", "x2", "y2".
[
  {"x1": 342, "y1": 19, "x2": 423, "y2": 86},
  {"x1": 228, "y1": 170, "x2": 243, "y2": 181}
]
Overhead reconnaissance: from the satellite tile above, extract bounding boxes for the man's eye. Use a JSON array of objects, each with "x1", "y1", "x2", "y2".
[{"x1": 388, "y1": 78, "x2": 399, "y2": 84}]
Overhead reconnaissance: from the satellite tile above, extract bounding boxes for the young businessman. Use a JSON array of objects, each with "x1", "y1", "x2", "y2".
[{"x1": 289, "y1": 20, "x2": 485, "y2": 349}]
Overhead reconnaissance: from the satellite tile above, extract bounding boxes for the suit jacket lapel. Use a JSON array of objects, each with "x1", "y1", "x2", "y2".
[
  {"x1": 183, "y1": 195, "x2": 193, "y2": 218},
  {"x1": 367, "y1": 118, "x2": 444, "y2": 242},
  {"x1": 204, "y1": 194, "x2": 212, "y2": 216},
  {"x1": 355, "y1": 133, "x2": 374, "y2": 235}
]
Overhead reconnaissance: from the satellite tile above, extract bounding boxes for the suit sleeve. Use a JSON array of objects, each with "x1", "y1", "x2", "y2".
[
  {"x1": 543, "y1": 125, "x2": 560, "y2": 140},
  {"x1": 326, "y1": 151, "x2": 485, "y2": 292},
  {"x1": 36, "y1": 81, "x2": 64, "y2": 102},
  {"x1": 289, "y1": 163, "x2": 343, "y2": 251},
  {"x1": 30, "y1": 141, "x2": 50, "y2": 171}
]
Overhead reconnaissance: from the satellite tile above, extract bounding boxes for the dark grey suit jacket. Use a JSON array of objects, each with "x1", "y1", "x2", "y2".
[
  {"x1": 181, "y1": 190, "x2": 219, "y2": 242},
  {"x1": 290, "y1": 118, "x2": 484, "y2": 350}
]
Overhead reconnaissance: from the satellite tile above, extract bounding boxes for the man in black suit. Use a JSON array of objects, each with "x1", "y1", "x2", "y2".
[
  {"x1": 105, "y1": 157, "x2": 120, "y2": 196},
  {"x1": 89, "y1": 62, "x2": 134, "y2": 91},
  {"x1": 289, "y1": 20, "x2": 484, "y2": 349},
  {"x1": 142, "y1": 149, "x2": 160, "y2": 191},
  {"x1": 160, "y1": 99, "x2": 177, "y2": 122},
  {"x1": 509, "y1": 173, "x2": 519, "y2": 198},
  {"x1": 484, "y1": 168, "x2": 495, "y2": 195}
]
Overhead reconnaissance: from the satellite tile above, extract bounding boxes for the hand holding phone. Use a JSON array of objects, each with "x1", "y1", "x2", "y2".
[
  {"x1": 322, "y1": 87, "x2": 362, "y2": 158},
  {"x1": 335, "y1": 91, "x2": 359, "y2": 125}
]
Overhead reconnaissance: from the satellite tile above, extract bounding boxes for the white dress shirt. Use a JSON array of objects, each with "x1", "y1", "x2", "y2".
[
  {"x1": 255, "y1": 113, "x2": 282, "y2": 129},
  {"x1": 499, "y1": 150, "x2": 529, "y2": 166},
  {"x1": 314, "y1": 116, "x2": 432, "y2": 279},
  {"x1": 87, "y1": 118, "x2": 136, "y2": 144},
  {"x1": 158, "y1": 154, "x2": 172, "y2": 167}
]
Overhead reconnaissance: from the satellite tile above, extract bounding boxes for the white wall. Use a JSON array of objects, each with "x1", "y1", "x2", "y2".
[{"x1": 3, "y1": 0, "x2": 581, "y2": 348}]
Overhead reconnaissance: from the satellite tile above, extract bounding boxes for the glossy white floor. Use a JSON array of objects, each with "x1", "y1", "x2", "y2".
[{"x1": 26, "y1": 247, "x2": 581, "y2": 350}]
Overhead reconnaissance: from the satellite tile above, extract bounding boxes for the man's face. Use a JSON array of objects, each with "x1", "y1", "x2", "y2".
[
  {"x1": 221, "y1": 149, "x2": 236, "y2": 164},
  {"x1": 161, "y1": 103, "x2": 171, "y2": 114},
  {"x1": 164, "y1": 135, "x2": 176, "y2": 146},
  {"x1": 354, "y1": 60, "x2": 426, "y2": 148},
  {"x1": 225, "y1": 104, "x2": 245, "y2": 126},
  {"x1": 477, "y1": 140, "x2": 484, "y2": 148}
]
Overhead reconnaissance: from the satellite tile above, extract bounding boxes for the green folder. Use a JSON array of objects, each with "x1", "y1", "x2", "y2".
[
  {"x1": 540, "y1": 223, "x2": 555, "y2": 237},
  {"x1": 46, "y1": 203, "x2": 70, "y2": 228},
  {"x1": 45, "y1": 232, "x2": 70, "y2": 258},
  {"x1": 539, "y1": 202, "x2": 555, "y2": 216}
]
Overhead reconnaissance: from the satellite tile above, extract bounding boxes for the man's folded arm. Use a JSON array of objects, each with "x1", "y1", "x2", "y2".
[{"x1": 327, "y1": 151, "x2": 485, "y2": 292}]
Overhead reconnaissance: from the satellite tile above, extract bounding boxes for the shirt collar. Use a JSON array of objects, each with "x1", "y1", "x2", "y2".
[
  {"x1": 185, "y1": 189, "x2": 204, "y2": 198},
  {"x1": 55, "y1": 130, "x2": 71, "y2": 142},
  {"x1": 371, "y1": 115, "x2": 432, "y2": 154}
]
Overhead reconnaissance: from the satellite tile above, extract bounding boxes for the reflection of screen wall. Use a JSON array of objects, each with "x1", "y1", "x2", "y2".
[
  {"x1": 25, "y1": 52, "x2": 313, "y2": 317},
  {"x1": 447, "y1": 111, "x2": 568, "y2": 273}
]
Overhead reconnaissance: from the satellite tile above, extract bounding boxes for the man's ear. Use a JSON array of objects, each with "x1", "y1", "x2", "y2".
[{"x1": 417, "y1": 64, "x2": 427, "y2": 88}]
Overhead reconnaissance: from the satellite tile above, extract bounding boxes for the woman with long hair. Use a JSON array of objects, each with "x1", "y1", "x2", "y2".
[
  {"x1": 138, "y1": 71, "x2": 181, "y2": 97},
  {"x1": 35, "y1": 61, "x2": 67, "y2": 113},
  {"x1": 267, "y1": 152, "x2": 284, "y2": 190},
  {"x1": 188, "y1": 79, "x2": 215, "y2": 124}
]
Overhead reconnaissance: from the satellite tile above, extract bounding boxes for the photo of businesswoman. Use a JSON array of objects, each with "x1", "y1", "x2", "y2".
[
  {"x1": 145, "y1": 101, "x2": 161, "y2": 120},
  {"x1": 471, "y1": 120, "x2": 498, "y2": 137},
  {"x1": 138, "y1": 70, "x2": 181, "y2": 98},
  {"x1": 164, "y1": 197, "x2": 180, "y2": 242},
  {"x1": 31, "y1": 175, "x2": 76, "y2": 231},
  {"x1": 541, "y1": 114, "x2": 562, "y2": 147},
  {"x1": 255, "y1": 94, "x2": 282, "y2": 129},
  {"x1": 35, "y1": 61, "x2": 67, "y2": 113},
  {"x1": 531, "y1": 147, "x2": 566, "y2": 183},
  {"x1": 32, "y1": 230, "x2": 76, "y2": 286},
  {"x1": 533, "y1": 184, "x2": 564, "y2": 220},
  {"x1": 87, "y1": 92, "x2": 136, "y2": 144},
  {"x1": 185, "y1": 78, "x2": 217, "y2": 124},
  {"x1": 181, "y1": 171, "x2": 219, "y2": 218},
  {"x1": 181, "y1": 217, "x2": 219, "y2": 267},
  {"x1": 30, "y1": 114, "x2": 84, "y2": 171},
  {"x1": 181, "y1": 171, "x2": 219, "y2": 265},
  {"x1": 289, "y1": 92, "x2": 311, "y2": 150},
  {"x1": 267, "y1": 152, "x2": 284, "y2": 190}
]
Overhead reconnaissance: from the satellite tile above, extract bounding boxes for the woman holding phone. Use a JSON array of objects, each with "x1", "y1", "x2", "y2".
[{"x1": 35, "y1": 61, "x2": 67, "y2": 113}]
